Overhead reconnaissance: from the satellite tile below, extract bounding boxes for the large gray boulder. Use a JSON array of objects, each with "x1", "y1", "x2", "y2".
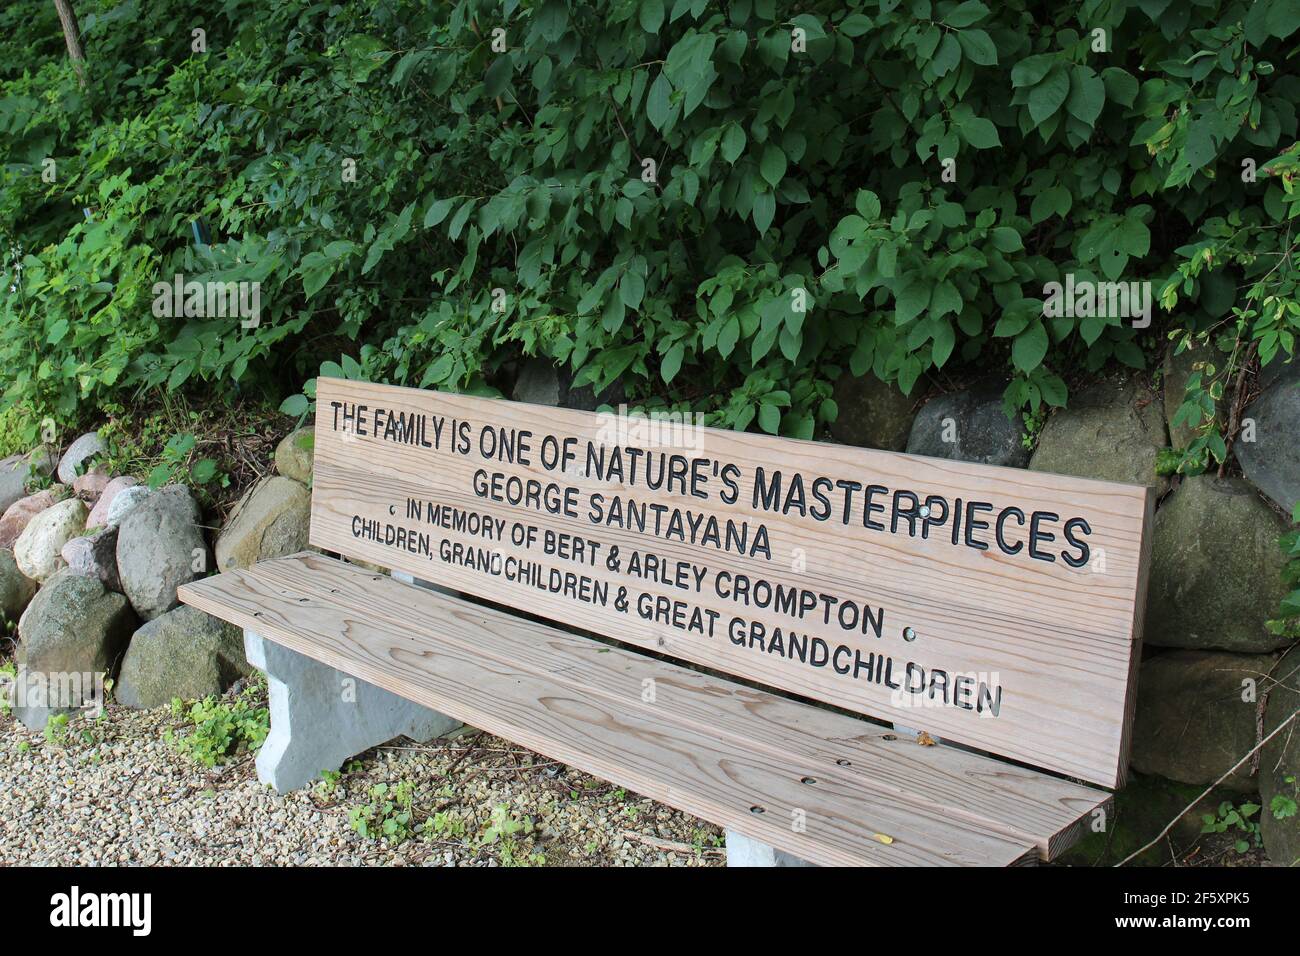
[
  {"x1": 512, "y1": 358, "x2": 564, "y2": 406},
  {"x1": 1029, "y1": 375, "x2": 1168, "y2": 489},
  {"x1": 0, "y1": 456, "x2": 25, "y2": 514},
  {"x1": 905, "y1": 379, "x2": 1028, "y2": 467},
  {"x1": 13, "y1": 497, "x2": 86, "y2": 583},
  {"x1": 215, "y1": 476, "x2": 310, "y2": 571},
  {"x1": 115, "y1": 485, "x2": 208, "y2": 620},
  {"x1": 56, "y1": 431, "x2": 106, "y2": 485},
  {"x1": 1145, "y1": 476, "x2": 1291, "y2": 652},
  {"x1": 0, "y1": 548, "x2": 37, "y2": 623},
  {"x1": 86, "y1": 475, "x2": 138, "y2": 529},
  {"x1": 61, "y1": 526, "x2": 121, "y2": 593},
  {"x1": 0, "y1": 486, "x2": 68, "y2": 550},
  {"x1": 104, "y1": 484, "x2": 152, "y2": 528},
  {"x1": 274, "y1": 428, "x2": 315, "y2": 484},
  {"x1": 13, "y1": 570, "x2": 135, "y2": 730},
  {"x1": 115, "y1": 605, "x2": 251, "y2": 708},
  {"x1": 71, "y1": 467, "x2": 109, "y2": 504},
  {"x1": 511, "y1": 357, "x2": 623, "y2": 412},
  {"x1": 1235, "y1": 359, "x2": 1299, "y2": 514},
  {"x1": 1261, "y1": 655, "x2": 1300, "y2": 866},
  {"x1": 1130, "y1": 650, "x2": 1267, "y2": 792},
  {"x1": 0, "y1": 445, "x2": 57, "y2": 513},
  {"x1": 828, "y1": 373, "x2": 916, "y2": 451},
  {"x1": 1059, "y1": 773, "x2": 1237, "y2": 866}
]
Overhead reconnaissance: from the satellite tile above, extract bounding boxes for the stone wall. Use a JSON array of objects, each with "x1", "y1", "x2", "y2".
[
  {"x1": 519, "y1": 355, "x2": 1299, "y2": 865},
  {"x1": 2, "y1": 355, "x2": 1296, "y2": 865},
  {"x1": 0, "y1": 427, "x2": 315, "y2": 722},
  {"x1": 826, "y1": 359, "x2": 1300, "y2": 867}
]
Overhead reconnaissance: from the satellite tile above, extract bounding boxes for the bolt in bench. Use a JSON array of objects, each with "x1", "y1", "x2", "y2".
[{"x1": 180, "y1": 378, "x2": 1154, "y2": 866}]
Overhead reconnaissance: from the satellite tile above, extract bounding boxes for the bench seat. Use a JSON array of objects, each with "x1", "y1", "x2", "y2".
[{"x1": 179, "y1": 551, "x2": 1111, "y2": 867}]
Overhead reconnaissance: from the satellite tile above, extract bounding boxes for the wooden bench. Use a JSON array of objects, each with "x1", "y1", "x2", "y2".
[{"x1": 179, "y1": 377, "x2": 1154, "y2": 866}]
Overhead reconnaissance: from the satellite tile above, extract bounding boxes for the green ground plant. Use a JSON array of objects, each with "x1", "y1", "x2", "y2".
[
  {"x1": 1201, "y1": 799, "x2": 1264, "y2": 854},
  {"x1": 0, "y1": 661, "x2": 14, "y2": 715},
  {"x1": 166, "y1": 689, "x2": 270, "y2": 767},
  {"x1": 348, "y1": 780, "x2": 418, "y2": 841},
  {"x1": 479, "y1": 803, "x2": 544, "y2": 866},
  {"x1": 42, "y1": 712, "x2": 69, "y2": 746},
  {"x1": 1272, "y1": 775, "x2": 1299, "y2": 822}
]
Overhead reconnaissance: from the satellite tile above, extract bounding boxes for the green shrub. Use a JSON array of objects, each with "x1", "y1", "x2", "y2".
[{"x1": 0, "y1": 0, "x2": 1296, "y2": 444}]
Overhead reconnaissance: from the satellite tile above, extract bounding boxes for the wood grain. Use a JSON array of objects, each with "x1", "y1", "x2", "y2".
[
  {"x1": 181, "y1": 553, "x2": 1108, "y2": 862},
  {"x1": 252, "y1": 552, "x2": 1109, "y2": 858},
  {"x1": 307, "y1": 378, "x2": 1149, "y2": 786},
  {"x1": 179, "y1": 555, "x2": 1063, "y2": 865}
]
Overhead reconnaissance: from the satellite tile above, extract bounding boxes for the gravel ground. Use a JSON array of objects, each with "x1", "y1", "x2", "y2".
[{"x1": 0, "y1": 681, "x2": 725, "y2": 867}]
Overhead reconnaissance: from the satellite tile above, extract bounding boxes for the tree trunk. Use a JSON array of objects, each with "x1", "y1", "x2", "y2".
[{"x1": 53, "y1": 0, "x2": 86, "y2": 85}]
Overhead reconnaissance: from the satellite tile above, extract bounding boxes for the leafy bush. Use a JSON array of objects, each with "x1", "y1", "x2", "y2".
[{"x1": 1, "y1": 0, "x2": 1296, "y2": 445}]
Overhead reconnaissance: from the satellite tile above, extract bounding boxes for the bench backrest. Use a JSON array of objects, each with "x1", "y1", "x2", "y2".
[{"x1": 309, "y1": 378, "x2": 1153, "y2": 788}]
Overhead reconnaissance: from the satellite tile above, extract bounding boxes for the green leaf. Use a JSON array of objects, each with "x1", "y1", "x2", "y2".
[
  {"x1": 1011, "y1": 54, "x2": 1056, "y2": 88},
  {"x1": 877, "y1": 243, "x2": 898, "y2": 278},
  {"x1": 646, "y1": 72, "x2": 673, "y2": 130},
  {"x1": 661, "y1": 341, "x2": 684, "y2": 382},
  {"x1": 989, "y1": 226, "x2": 1023, "y2": 252},
  {"x1": 760, "y1": 145, "x2": 787, "y2": 187},
  {"x1": 931, "y1": 319, "x2": 956, "y2": 367},
  {"x1": 190, "y1": 459, "x2": 218, "y2": 484},
  {"x1": 620, "y1": 271, "x2": 645, "y2": 310},
  {"x1": 1028, "y1": 67, "x2": 1070, "y2": 124},
  {"x1": 717, "y1": 316, "x2": 740, "y2": 357},
  {"x1": 943, "y1": 0, "x2": 989, "y2": 27},
  {"x1": 721, "y1": 124, "x2": 746, "y2": 163},
  {"x1": 424, "y1": 354, "x2": 454, "y2": 384},
  {"x1": 1038, "y1": 372, "x2": 1068, "y2": 407},
  {"x1": 447, "y1": 199, "x2": 476, "y2": 240},
  {"x1": 959, "y1": 115, "x2": 1000, "y2": 149},
  {"x1": 758, "y1": 403, "x2": 781, "y2": 434},
  {"x1": 956, "y1": 29, "x2": 997, "y2": 66},
  {"x1": 1066, "y1": 65, "x2": 1105, "y2": 126},
  {"x1": 930, "y1": 281, "x2": 962, "y2": 320},
  {"x1": 484, "y1": 55, "x2": 513, "y2": 97},
  {"x1": 1266, "y1": 0, "x2": 1300, "y2": 39},
  {"x1": 1012, "y1": 322, "x2": 1049, "y2": 372},
  {"x1": 932, "y1": 34, "x2": 961, "y2": 76},
  {"x1": 894, "y1": 280, "x2": 931, "y2": 324},
  {"x1": 1030, "y1": 186, "x2": 1072, "y2": 224},
  {"x1": 302, "y1": 265, "x2": 335, "y2": 299},
  {"x1": 423, "y1": 197, "x2": 455, "y2": 228},
  {"x1": 664, "y1": 32, "x2": 717, "y2": 88},
  {"x1": 279, "y1": 394, "x2": 310, "y2": 416},
  {"x1": 1101, "y1": 67, "x2": 1138, "y2": 107},
  {"x1": 753, "y1": 191, "x2": 776, "y2": 234},
  {"x1": 639, "y1": 0, "x2": 666, "y2": 33},
  {"x1": 839, "y1": 13, "x2": 873, "y2": 37},
  {"x1": 855, "y1": 189, "x2": 881, "y2": 219},
  {"x1": 993, "y1": 311, "x2": 1031, "y2": 338}
]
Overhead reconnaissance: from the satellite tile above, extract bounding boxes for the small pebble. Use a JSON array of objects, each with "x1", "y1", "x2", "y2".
[{"x1": 0, "y1": 684, "x2": 723, "y2": 867}]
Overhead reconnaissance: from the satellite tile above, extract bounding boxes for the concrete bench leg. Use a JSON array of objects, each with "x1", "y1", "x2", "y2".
[
  {"x1": 725, "y1": 830, "x2": 816, "y2": 867},
  {"x1": 246, "y1": 629, "x2": 460, "y2": 792}
]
